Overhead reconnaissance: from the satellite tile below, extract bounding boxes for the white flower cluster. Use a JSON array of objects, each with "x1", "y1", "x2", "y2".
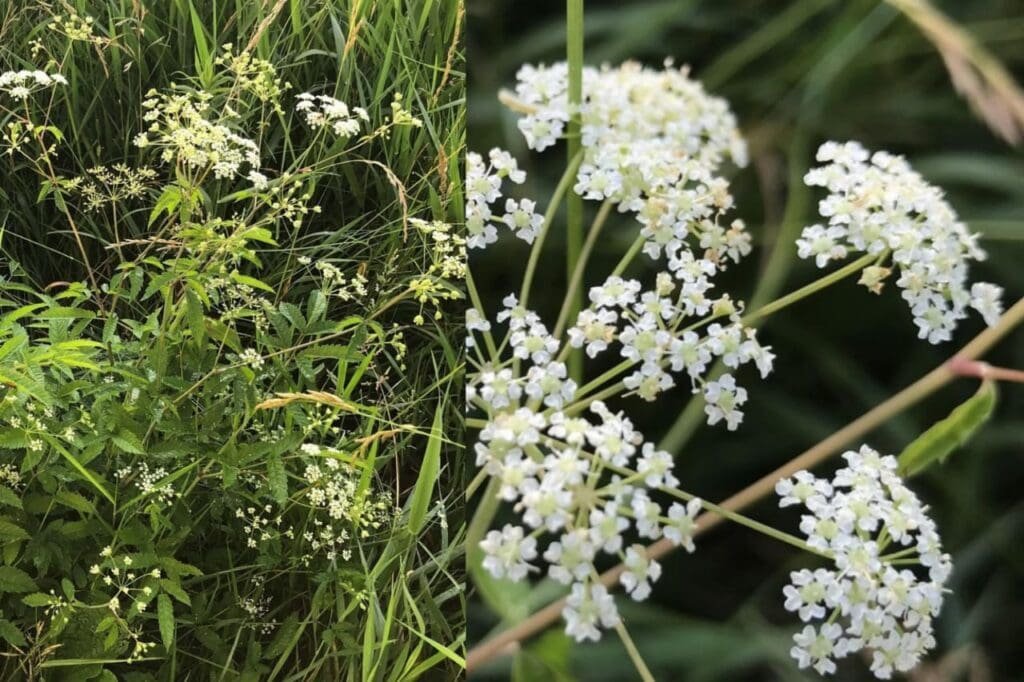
[
  {"x1": 0, "y1": 69, "x2": 67, "y2": 100},
  {"x1": 475, "y1": 393, "x2": 703, "y2": 642},
  {"x1": 299, "y1": 444, "x2": 394, "y2": 562},
  {"x1": 511, "y1": 61, "x2": 752, "y2": 274},
  {"x1": 798, "y1": 141, "x2": 1003, "y2": 343},
  {"x1": 465, "y1": 148, "x2": 541, "y2": 249},
  {"x1": 578, "y1": 275, "x2": 774, "y2": 412},
  {"x1": 135, "y1": 89, "x2": 261, "y2": 181},
  {"x1": 413, "y1": 218, "x2": 466, "y2": 280},
  {"x1": 775, "y1": 445, "x2": 952, "y2": 679},
  {"x1": 115, "y1": 462, "x2": 179, "y2": 505},
  {"x1": 296, "y1": 93, "x2": 368, "y2": 138},
  {"x1": 298, "y1": 256, "x2": 369, "y2": 302}
]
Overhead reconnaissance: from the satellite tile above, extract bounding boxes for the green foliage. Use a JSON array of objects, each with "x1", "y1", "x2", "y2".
[
  {"x1": 0, "y1": 0, "x2": 464, "y2": 679},
  {"x1": 899, "y1": 379, "x2": 998, "y2": 477}
]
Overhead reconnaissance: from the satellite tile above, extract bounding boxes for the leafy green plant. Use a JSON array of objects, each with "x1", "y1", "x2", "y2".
[{"x1": 0, "y1": 1, "x2": 464, "y2": 679}]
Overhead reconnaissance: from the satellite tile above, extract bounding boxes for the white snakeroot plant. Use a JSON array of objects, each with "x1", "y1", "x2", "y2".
[{"x1": 468, "y1": 55, "x2": 998, "y2": 678}]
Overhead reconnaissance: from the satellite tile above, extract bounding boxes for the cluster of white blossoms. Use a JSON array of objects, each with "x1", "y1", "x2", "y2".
[
  {"x1": 115, "y1": 462, "x2": 179, "y2": 506},
  {"x1": 296, "y1": 93, "x2": 369, "y2": 138},
  {"x1": 299, "y1": 444, "x2": 395, "y2": 562},
  {"x1": 135, "y1": 88, "x2": 261, "y2": 181},
  {"x1": 0, "y1": 69, "x2": 67, "y2": 100},
  {"x1": 475, "y1": 388, "x2": 704, "y2": 641},
  {"x1": 511, "y1": 61, "x2": 752, "y2": 276},
  {"x1": 465, "y1": 148, "x2": 540, "y2": 249},
  {"x1": 775, "y1": 445, "x2": 952, "y2": 679},
  {"x1": 468, "y1": 64, "x2": 781, "y2": 642},
  {"x1": 798, "y1": 141, "x2": 1003, "y2": 343}
]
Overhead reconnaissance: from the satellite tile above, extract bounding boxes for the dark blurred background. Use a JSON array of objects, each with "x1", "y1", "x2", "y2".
[{"x1": 467, "y1": 0, "x2": 1024, "y2": 679}]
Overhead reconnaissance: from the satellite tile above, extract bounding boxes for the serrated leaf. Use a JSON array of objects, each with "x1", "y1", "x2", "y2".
[
  {"x1": 267, "y1": 452, "x2": 287, "y2": 505},
  {"x1": 0, "y1": 486, "x2": 22, "y2": 510},
  {"x1": 55, "y1": 490, "x2": 96, "y2": 515},
  {"x1": 160, "y1": 578, "x2": 191, "y2": 606},
  {"x1": 22, "y1": 592, "x2": 57, "y2": 607},
  {"x1": 0, "y1": 566, "x2": 37, "y2": 593},
  {"x1": 112, "y1": 431, "x2": 146, "y2": 455},
  {"x1": 899, "y1": 380, "x2": 998, "y2": 477},
  {"x1": 0, "y1": 618, "x2": 26, "y2": 647},
  {"x1": 158, "y1": 593, "x2": 174, "y2": 649},
  {"x1": 0, "y1": 518, "x2": 29, "y2": 543}
]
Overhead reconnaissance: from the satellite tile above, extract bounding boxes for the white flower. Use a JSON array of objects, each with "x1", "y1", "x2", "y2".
[
  {"x1": 619, "y1": 545, "x2": 662, "y2": 601},
  {"x1": 790, "y1": 623, "x2": 846, "y2": 675},
  {"x1": 702, "y1": 373, "x2": 747, "y2": 430},
  {"x1": 501, "y1": 198, "x2": 544, "y2": 244},
  {"x1": 663, "y1": 498, "x2": 702, "y2": 552},
  {"x1": 563, "y1": 582, "x2": 620, "y2": 642},
  {"x1": 480, "y1": 524, "x2": 537, "y2": 581},
  {"x1": 296, "y1": 93, "x2": 363, "y2": 138}
]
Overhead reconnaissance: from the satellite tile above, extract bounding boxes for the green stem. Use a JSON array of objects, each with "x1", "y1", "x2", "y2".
[
  {"x1": 520, "y1": 151, "x2": 584, "y2": 309},
  {"x1": 613, "y1": 620, "x2": 656, "y2": 682},
  {"x1": 611, "y1": 234, "x2": 645, "y2": 278},
  {"x1": 465, "y1": 269, "x2": 499, "y2": 361},
  {"x1": 554, "y1": 199, "x2": 613, "y2": 339},
  {"x1": 741, "y1": 252, "x2": 878, "y2": 325},
  {"x1": 566, "y1": 0, "x2": 585, "y2": 382}
]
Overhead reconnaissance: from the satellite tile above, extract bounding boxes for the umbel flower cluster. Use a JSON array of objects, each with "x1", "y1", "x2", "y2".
[
  {"x1": 135, "y1": 88, "x2": 261, "y2": 181},
  {"x1": 797, "y1": 141, "x2": 1002, "y2": 343},
  {"x1": 466, "y1": 57, "x2": 988, "y2": 679},
  {"x1": 295, "y1": 93, "x2": 369, "y2": 138},
  {"x1": 0, "y1": 69, "x2": 66, "y2": 100},
  {"x1": 475, "y1": 394, "x2": 703, "y2": 641},
  {"x1": 469, "y1": 61, "x2": 779, "y2": 643},
  {"x1": 776, "y1": 446, "x2": 952, "y2": 679}
]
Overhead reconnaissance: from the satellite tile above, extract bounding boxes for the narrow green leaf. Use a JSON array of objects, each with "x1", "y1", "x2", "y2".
[
  {"x1": 158, "y1": 593, "x2": 174, "y2": 649},
  {"x1": 898, "y1": 380, "x2": 998, "y2": 477},
  {"x1": 407, "y1": 402, "x2": 443, "y2": 535},
  {"x1": 267, "y1": 452, "x2": 288, "y2": 505}
]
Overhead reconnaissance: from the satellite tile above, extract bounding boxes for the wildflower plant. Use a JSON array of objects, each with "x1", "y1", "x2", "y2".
[
  {"x1": 0, "y1": 1, "x2": 463, "y2": 679},
  {"x1": 465, "y1": 4, "x2": 1011, "y2": 679}
]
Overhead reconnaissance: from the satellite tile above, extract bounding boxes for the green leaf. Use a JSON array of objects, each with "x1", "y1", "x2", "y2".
[
  {"x1": 267, "y1": 452, "x2": 288, "y2": 505},
  {"x1": 0, "y1": 486, "x2": 22, "y2": 510},
  {"x1": 407, "y1": 402, "x2": 443, "y2": 535},
  {"x1": 55, "y1": 490, "x2": 97, "y2": 515},
  {"x1": 0, "y1": 518, "x2": 29, "y2": 543},
  {"x1": 22, "y1": 592, "x2": 58, "y2": 607},
  {"x1": 112, "y1": 431, "x2": 146, "y2": 455},
  {"x1": 512, "y1": 631, "x2": 574, "y2": 682},
  {"x1": 149, "y1": 185, "x2": 182, "y2": 227},
  {"x1": 0, "y1": 618, "x2": 26, "y2": 648},
  {"x1": 898, "y1": 380, "x2": 998, "y2": 478},
  {"x1": 230, "y1": 271, "x2": 275, "y2": 294},
  {"x1": 157, "y1": 593, "x2": 174, "y2": 649},
  {"x1": 160, "y1": 578, "x2": 191, "y2": 606},
  {"x1": 0, "y1": 566, "x2": 38, "y2": 593}
]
